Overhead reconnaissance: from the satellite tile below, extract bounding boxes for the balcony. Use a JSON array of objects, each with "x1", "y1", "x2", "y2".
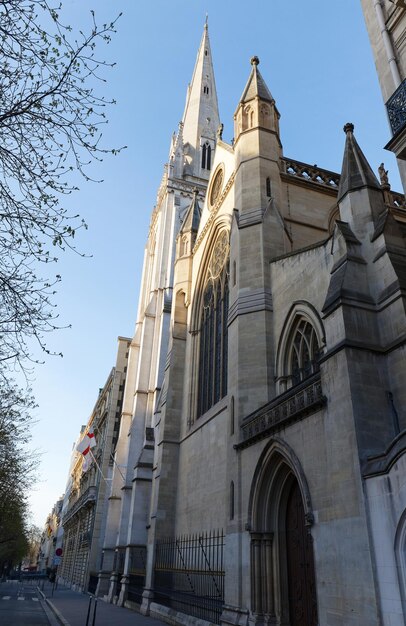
[
  {"x1": 385, "y1": 79, "x2": 406, "y2": 159},
  {"x1": 235, "y1": 373, "x2": 326, "y2": 450},
  {"x1": 63, "y1": 485, "x2": 96, "y2": 524},
  {"x1": 387, "y1": 79, "x2": 406, "y2": 135}
]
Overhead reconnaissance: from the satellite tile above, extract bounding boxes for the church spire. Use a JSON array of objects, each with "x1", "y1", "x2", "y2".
[{"x1": 181, "y1": 21, "x2": 220, "y2": 180}]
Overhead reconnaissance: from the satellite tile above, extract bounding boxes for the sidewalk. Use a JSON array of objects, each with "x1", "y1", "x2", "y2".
[{"x1": 38, "y1": 580, "x2": 167, "y2": 626}]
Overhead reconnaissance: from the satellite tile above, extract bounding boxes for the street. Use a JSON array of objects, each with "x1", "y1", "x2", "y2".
[{"x1": 0, "y1": 579, "x2": 52, "y2": 626}]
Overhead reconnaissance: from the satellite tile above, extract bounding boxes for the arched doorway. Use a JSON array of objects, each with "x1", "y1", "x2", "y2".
[
  {"x1": 248, "y1": 439, "x2": 318, "y2": 626},
  {"x1": 285, "y1": 481, "x2": 318, "y2": 626}
]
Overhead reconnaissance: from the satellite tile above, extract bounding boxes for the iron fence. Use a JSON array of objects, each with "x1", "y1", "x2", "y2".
[{"x1": 154, "y1": 530, "x2": 224, "y2": 624}]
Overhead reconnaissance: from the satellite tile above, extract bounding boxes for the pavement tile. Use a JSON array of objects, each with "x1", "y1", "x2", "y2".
[{"x1": 39, "y1": 582, "x2": 167, "y2": 626}]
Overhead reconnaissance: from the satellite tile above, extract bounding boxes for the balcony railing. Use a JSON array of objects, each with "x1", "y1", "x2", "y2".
[
  {"x1": 386, "y1": 79, "x2": 406, "y2": 135},
  {"x1": 62, "y1": 486, "x2": 96, "y2": 524},
  {"x1": 236, "y1": 373, "x2": 326, "y2": 450}
]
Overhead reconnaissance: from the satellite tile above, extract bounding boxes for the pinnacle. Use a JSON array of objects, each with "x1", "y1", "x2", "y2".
[
  {"x1": 239, "y1": 58, "x2": 273, "y2": 104},
  {"x1": 338, "y1": 122, "x2": 380, "y2": 201}
]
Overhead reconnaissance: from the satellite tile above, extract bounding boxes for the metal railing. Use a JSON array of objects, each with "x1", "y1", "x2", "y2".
[
  {"x1": 387, "y1": 78, "x2": 406, "y2": 135},
  {"x1": 154, "y1": 530, "x2": 224, "y2": 624},
  {"x1": 237, "y1": 373, "x2": 326, "y2": 449}
]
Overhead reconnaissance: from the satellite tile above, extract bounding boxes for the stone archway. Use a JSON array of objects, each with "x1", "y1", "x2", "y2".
[{"x1": 248, "y1": 438, "x2": 318, "y2": 625}]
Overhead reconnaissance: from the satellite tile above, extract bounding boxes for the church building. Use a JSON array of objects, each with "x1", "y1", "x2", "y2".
[{"x1": 62, "y1": 5, "x2": 406, "y2": 626}]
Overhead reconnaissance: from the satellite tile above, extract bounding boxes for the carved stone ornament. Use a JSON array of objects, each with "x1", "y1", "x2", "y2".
[
  {"x1": 209, "y1": 230, "x2": 229, "y2": 279},
  {"x1": 209, "y1": 167, "x2": 224, "y2": 208},
  {"x1": 305, "y1": 511, "x2": 315, "y2": 527}
]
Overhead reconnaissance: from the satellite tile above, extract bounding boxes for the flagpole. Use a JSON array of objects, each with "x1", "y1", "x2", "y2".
[
  {"x1": 110, "y1": 452, "x2": 126, "y2": 482},
  {"x1": 89, "y1": 449, "x2": 111, "y2": 483}
]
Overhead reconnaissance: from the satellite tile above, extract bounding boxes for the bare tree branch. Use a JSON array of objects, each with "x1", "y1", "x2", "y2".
[{"x1": 0, "y1": 0, "x2": 123, "y2": 374}]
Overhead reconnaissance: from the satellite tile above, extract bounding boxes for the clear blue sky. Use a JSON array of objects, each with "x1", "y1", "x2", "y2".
[{"x1": 28, "y1": 0, "x2": 402, "y2": 527}]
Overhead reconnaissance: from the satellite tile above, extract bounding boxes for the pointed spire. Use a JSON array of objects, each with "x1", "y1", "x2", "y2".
[
  {"x1": 239, "y1": 56, "x2": 274, "y2": 104},
  {"x1": 337, "y1": 123, "x2": 381, "y2": 201},
  {"x1": 234, "y1": 57, "x2": 280, "y2": 146},
  {"x1": 181, "y1": 22, "x2": 220, "y2": 177},
  {"x1": 180, "y1": 188, "x2": 201, "y2": 235}
]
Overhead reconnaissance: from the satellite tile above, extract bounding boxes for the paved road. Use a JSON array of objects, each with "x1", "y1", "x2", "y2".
[{"x1": 0, "y1": 579, "x2": 52, "y2": 626}]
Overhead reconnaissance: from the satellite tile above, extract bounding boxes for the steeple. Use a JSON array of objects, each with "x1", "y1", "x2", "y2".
[
  {"x1": 338, "y1": 123, "x2": 381, "y2": 201},
  {"x1": 181, "y1": 20, "x2": 220, "y2": 180}
]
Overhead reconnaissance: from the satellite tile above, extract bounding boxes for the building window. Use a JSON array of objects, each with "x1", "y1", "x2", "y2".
[
  {"x1": 266, "y1": 177, "x2": 271, "y2": 197},
  {"x1": 203, "y1": 85, "x2": 209, "y2": 95},
  {"x1": 288, "y1": 318, "x2": 320, "y2": 387},
  {"x1": 197, "y1": 231, "x2": 229, "y2": 417},
  {"x1": 201, "y1": 142, "x2": 212, "y2": 170},
  {"x1": 230, "y1": 481, "x2": 235, "y2": 520}
]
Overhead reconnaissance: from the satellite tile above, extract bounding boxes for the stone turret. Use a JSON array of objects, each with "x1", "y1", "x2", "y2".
[
  {"x1": 233, "y1": 57, "x2": 284, "y2": 232},
  {"x1": 228, "y1": 58, "x2": 286, "y2": 421},
  {"x1": 234, "y1": 55, "x2": 281, "y2": 144}
]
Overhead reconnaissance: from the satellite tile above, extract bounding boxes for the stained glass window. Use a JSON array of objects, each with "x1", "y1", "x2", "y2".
[{"x1": 197, "y1": 232, "x2": 229, "y2": 417}]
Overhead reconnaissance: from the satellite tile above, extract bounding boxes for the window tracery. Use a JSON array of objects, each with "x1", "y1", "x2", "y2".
[
  {"x1": 197, "y1": 231, "x2": 229, "y2": 417},
  {"x1": 287, "y1": 318, "x2": 320, "y2": 387}
]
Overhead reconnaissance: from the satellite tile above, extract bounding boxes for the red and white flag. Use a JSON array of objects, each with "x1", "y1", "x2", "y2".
[
  {"x1": 76, "y1": 426, "x2": 96, "y2": 457},
  {"x1": 82, "y1": 454, "x2": 91, "y2": 473}
]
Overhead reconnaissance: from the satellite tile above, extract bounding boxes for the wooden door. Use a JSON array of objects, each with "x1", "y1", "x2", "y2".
[{"x1": 285, "y1": 481, "x2": 318, "y2": 626}]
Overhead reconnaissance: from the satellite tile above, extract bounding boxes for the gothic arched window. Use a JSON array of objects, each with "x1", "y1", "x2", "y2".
[
  {"x1": 201, "y1": 142, "x2": 212, "y2": 170},
  {"x1": 288, "y1": 317, "x2": 320, "y2": 387},
  {"x1": 197, "y1": 231, "x2": 229, "y2": 417}
]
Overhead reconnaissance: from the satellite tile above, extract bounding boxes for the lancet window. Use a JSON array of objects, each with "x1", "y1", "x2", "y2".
[
  {"x1": 201, "y1": 142, "x2": 212, "y2": 170},
  {"x1": 197, "y1": 230, "x2": 229, "y2": 417}
]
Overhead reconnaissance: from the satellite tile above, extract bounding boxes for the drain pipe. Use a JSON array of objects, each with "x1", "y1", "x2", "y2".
[{"x1": 373, "y1": 0, "x2": 402, "y2": 88}]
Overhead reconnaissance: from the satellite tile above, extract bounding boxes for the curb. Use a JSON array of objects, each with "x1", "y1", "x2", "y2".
[{"x1": 37, "y1": 586, "x2": 72, "y2": 626}]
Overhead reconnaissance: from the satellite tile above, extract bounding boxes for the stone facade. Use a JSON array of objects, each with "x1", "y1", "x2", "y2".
[
  {"x1": 59, "y1": 336, "x2": 129, "y2": 593},
  {"x1": 38, "y1": 497, "x2": 63, "y2": 573},
  {"x1": 360, "y1": 0, "x2": 406, "y2": 187},
  {"x1": 60, "y1": 16, "x2": 406, "y2": 626}
]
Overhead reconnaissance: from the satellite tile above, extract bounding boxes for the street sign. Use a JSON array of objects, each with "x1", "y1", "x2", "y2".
[
  {"x1": 53, "y1": 556, "x2": 62, "y2": 566},
  {"x1": 55, "y1": 548, "x2": 63, "y2": 557}
]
